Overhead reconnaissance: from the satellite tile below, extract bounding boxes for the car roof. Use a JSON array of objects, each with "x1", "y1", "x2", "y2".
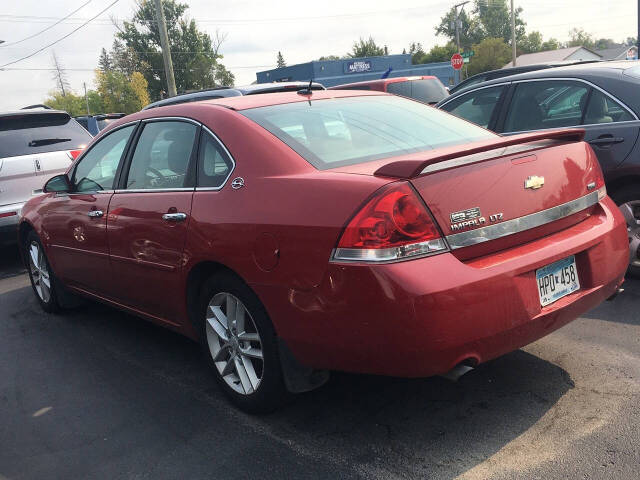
[
  {"x1": 329, "y1": 76, "x2": 437, "y2": 89},
  {"x1": 440, "y1": 60, "x2": 640, "y2": 113}
]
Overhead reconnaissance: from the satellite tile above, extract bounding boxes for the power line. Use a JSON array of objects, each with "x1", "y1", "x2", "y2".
[
  {"x1": 0, "y1": 1, "x2": 93, "y2": 48},
  {"x1": 0, "y1": 0, "x2": 121, "y2": 68}
]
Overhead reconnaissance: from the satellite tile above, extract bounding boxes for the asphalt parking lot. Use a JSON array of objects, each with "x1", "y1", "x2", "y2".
[{"x1": 1, "y1": 244, "x2": 639, "y2": 480}]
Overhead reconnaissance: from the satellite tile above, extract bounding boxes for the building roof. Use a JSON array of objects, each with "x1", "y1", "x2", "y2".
[
  {"x1": 503, "y1": 46, "x2": 601, "y2": 68},
  {"x1": 596, "y1": 45, "x2": 638, "y2": 60}
]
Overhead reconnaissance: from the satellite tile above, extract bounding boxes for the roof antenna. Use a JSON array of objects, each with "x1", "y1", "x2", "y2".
[{"x1": 297, "y1": 78, "x2": 314, "y2": 96}]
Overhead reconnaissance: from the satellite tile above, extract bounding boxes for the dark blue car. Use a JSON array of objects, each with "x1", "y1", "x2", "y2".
[{"x1": 437, "y1": 61, "x2": 640, "y2": 274}]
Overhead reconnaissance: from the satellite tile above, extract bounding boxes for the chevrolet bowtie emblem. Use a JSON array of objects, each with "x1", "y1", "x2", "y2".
[{"x1": 524, "y1": 175, "x2": 545, "y2": 190}]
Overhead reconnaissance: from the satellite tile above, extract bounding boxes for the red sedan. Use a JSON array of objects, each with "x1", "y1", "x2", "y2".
[{"x1": 19, "y1": 90, "x2": 628, "y2": 412}]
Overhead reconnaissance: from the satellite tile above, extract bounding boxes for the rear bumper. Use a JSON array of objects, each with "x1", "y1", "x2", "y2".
[
  {"x1": 0, "y1": 202, "x2": 22, "y2": 245},
  {"x1": 254, "y1": 197, "x2": 628, "y2": 377}
]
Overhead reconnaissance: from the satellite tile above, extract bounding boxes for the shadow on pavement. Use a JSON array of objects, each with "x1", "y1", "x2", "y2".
[
  {"x1": 582, "y1": 276, "x2": 640, "y2": 326},
  {"x1": 0, "y1": 244, "x2": 26, "y2": 279},
  {"x1": 0, "y1": 285, "x2": 573, "y2": 480}
]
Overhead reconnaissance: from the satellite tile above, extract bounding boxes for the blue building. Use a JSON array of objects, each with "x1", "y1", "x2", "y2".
[{"x1": 256, "y1": 54, "x2": 458, "y2": 88}]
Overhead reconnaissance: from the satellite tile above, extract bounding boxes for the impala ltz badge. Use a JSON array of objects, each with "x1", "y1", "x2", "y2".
[
  {"x1": 525, "y1": 175, "x2": 545, "y2": 190},
  {"x1": 450, "y1": 207, "x2": 504, "y2": 231}
]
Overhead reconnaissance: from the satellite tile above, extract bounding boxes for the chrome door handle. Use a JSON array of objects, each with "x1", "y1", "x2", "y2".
[
  {"x1": 162, "y1": 212, "x2": 187, "y2": 222},
  {"x1": 87, "y1": 210, "x2": 103, "y2": 218}
]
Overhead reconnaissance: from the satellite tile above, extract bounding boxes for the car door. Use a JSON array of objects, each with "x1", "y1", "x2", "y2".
[
  {"x1": 439, "y1": 84, "x2": 508, "y2": 130},
  {"x1": 580, "y1": 88, "x2": 640, "y2": 171},
  {"x1": 107, "y1": 119, "x2": 199, "y2": 324},
  {"x1": 41, "y1": 123, "x2": 137, "y2": 294},
  {"x1": 497, "y1": 79, "x2": 640, "y2": 172}
]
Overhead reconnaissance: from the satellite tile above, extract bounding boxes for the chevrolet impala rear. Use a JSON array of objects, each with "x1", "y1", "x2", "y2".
[
  {"x1": 19, "y1": 91, "x2": 628, "y2": 412},
  {"x1": 241, "y1": 93, "x2": 628, "y2": 380}
]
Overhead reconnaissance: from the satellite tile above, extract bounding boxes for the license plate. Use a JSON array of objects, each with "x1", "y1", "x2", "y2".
[{"x1": 536, "y1": 256, "x2": 580, "y2": 307}]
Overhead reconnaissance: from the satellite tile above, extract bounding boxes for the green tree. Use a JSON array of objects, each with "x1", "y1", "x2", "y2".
[
  {"x1": 407, "y1": 42, "x2": 428, "y2": 64},
  {"x1": 98, "y1": 48, "x2": 112, "y2": 72},
  {"x1": 95, "y1": 69, "x2": 150, "y2": 113},
  {"x1": 520, "y1": 31, "x2": 543, "y2": 53},
  {"x1": 567, "y1": 28, "x2": 594, "y2": 48},
  {"x1": 593, "y1": 38, "x2": 616, "y2": 50},
  {"x1": 348, "y1": 37, "x2": 385, "y2": 57},
  {"x1": 44, "y1": 91, "x2": 86, "y2": 116},
  {"x1": 317, "y1": 55, "x2": 341, "y2": 61},
  {"x1": 423, "y1": 43, "x2": 458, "y2": 63},
  {"x1": 474, "y1": 0, "x2": 526, "y2": 45},
  {"x1": 541, "y1": 37, "x2": 561, "y2": 51},
  {"x1": 276, "y1": 51, "x2": 286, "y2": 68},
  {"x1": 114, "y1": 0, "x2": 234, "y2": 100},
  {"x1": 467, "y1": 37, "x2": 511, "y2": 75},
  {"x1": 626, "y1": 37, "x2": 637, "y2": 46},
  {"x1": 435, "y1": 7, "x2": 480, "y2": 51}
]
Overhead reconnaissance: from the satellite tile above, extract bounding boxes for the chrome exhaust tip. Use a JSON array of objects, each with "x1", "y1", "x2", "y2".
[
  {"x1": 440, "y1": 364, "x2": 474, "y2": 382},
  {"x1": 606, "y1": 287, "x2": 624, "y2": 301}
]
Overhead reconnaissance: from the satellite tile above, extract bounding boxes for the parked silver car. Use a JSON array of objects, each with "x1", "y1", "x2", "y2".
[{"x1": 0, "y1": 110, "x2": 91, "y2": 245}]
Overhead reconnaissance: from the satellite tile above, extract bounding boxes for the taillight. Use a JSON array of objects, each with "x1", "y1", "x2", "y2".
[
  {"x1": 67, "y1": 149, "x2": 84, "y2": 160},
  {"x1": 333, "y1": 182, "x2": 448, "y2": 262},
  {"x1": 0, "y1": 211, "x2": 17, "y2": 219}
]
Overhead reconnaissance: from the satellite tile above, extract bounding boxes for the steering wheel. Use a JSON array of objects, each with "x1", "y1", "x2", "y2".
[{"x1": 146, "y1": 167, "x2": 166, "y2": 187}]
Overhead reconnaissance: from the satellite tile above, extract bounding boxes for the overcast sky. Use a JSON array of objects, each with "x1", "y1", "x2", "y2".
[{"x1": 0, "y1": 0, "x2": 636, "y2": 111}]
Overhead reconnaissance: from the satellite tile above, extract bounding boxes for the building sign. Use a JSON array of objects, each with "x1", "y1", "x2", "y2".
[
  {"x1": 345, "y1": 60, "x2": 372, "y2": 74},
  {"x1": 626, "y1": 47, "x2": 638, "y2": 60}
]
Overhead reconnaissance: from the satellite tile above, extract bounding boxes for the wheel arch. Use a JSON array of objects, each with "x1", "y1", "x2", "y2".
[{"x1": 185, "y1": 260, "x2": 267, "y2": 338}]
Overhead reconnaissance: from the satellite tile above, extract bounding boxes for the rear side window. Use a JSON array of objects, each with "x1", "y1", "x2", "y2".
[
  {"x1": 387, "y1": 79, "x2": 449, "y2": 104},
  {"x1": 197, "y1": 131, "x2": 234, "y2": 188},
  {"x1": 242, "y1": 95, "x2": 495, "y2": 169},
  {"x1": 441, "y1": 86, "x2": 505, "y2": 129},
  {"x1": 73, "y1": 125, "x2": 135, "y2": 192},
  {"x1": 125, "y1": 121, "x2": 197, "y2": 190},
  {"x1": 504, "y1": 81, "x2": 589, "y2": 132},
  {"x1": 585, "y1": 89, "x2": 635, "y2": 124},
  {"x1": 0, "y1": 113, "x2": 91, "y2": 158}
]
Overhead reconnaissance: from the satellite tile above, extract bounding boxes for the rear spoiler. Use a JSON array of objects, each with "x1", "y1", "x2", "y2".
[{"x1": 374, "y1": 129, "x2": 585, "y2": 179}]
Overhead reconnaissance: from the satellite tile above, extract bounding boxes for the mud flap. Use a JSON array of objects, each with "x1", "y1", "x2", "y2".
[{"x1": 277, "y1": 338, "x2": 329, "y2": 393}]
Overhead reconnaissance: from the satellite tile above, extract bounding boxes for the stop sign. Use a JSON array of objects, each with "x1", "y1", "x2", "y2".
[{"x1": 451, "y1": 53, "x2": 464, "y2": 70}]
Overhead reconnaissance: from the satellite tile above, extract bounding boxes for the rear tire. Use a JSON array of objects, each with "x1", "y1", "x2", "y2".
[
  {"x1": 610, "y1": 186, "x2": 640, "y2": 278},
  {"x1": 25, "y1": 231, "x2": 60, "y2": 313},
  {"x1": 197, "y1": 271, "x2": 289, "y2": 413}
]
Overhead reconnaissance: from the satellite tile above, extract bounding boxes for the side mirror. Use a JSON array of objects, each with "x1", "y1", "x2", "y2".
[{"x1": 43, "y1": 174, "x2": 71, "y2": 194}]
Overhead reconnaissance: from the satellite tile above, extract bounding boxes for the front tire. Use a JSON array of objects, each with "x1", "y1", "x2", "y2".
[
  {"x1": 25, "y1": 231, "x2": 60, "y2": 313},
  {"x1": 198, "y1": 272, "x2": 289, "y2": 413}
]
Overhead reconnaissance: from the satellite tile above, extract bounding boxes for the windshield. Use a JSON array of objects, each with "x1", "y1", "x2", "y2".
[{"x1": 241, "y1": 95, "x2": 495, "y2": 169}]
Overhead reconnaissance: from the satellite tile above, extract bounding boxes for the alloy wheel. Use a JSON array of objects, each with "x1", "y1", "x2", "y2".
[
  {"x1": 28, "y1": 241, "x2": 51, "y2": 303},
  {"x1": 619, "y1": 201, "x2": 640, "y2": 268},
  {"x1": 205, "y1": 292, "x2": 264, "y2": 395}
]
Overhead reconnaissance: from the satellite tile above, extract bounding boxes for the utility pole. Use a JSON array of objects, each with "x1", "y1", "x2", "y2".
[
  {"x1": 511, "y1": 0, "x2": 517, "y2": 66},
  {"x1": 83, "y1": 82, "x2": 90, "y2": 115},
  {"x1": 453, "y1": 1, "x2": 469, "y2": 83},
  {"x1": 153, "y1": 0, "x2": 177, "y2": 97}
]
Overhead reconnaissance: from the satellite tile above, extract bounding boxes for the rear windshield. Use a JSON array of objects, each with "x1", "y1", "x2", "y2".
[
  {"x1": 387, "y1": 79, "x2": 449, "y2": 104},
  {"x1": 97, "y1": 118, "x2": 120, "y2": 131},
  {"x1": 0, "y1": 113, "x2": 91, "y2": 158},
  {"x1": 241, "y1": 95, "x2": 495, "y2": 169}
]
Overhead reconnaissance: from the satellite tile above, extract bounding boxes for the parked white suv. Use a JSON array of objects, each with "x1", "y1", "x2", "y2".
[{"x1": 0, "y1": 110, "x2": 91, "y2": 245}]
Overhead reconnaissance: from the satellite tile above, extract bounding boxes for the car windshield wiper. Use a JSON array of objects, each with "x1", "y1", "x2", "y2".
[{"x1": 28, "y1": 138, "x2": 71, "y2": 147}]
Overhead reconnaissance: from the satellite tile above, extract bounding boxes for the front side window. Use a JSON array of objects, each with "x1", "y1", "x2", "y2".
[
  {"x1": 504, "y1": 81, "x2": 589, "y2": 132},
  {"x1": 72, "y1": 125, "x2": 135, "y2": 192},
  {"x1": 242, "y1": 96, "x2": 496, "y2": 169},
  {"x1": 585, "y1": 89, "x2": 635, "y2": 124},
  {"x1": 197, "y1": 131, "x2": 234, "y2": 188},
  {"x1": 125, "y1": 121, "x2": 198, "y2": 190},
  {"x1": 441, "y1": 86, "x2": 505, "y2": 129}
]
